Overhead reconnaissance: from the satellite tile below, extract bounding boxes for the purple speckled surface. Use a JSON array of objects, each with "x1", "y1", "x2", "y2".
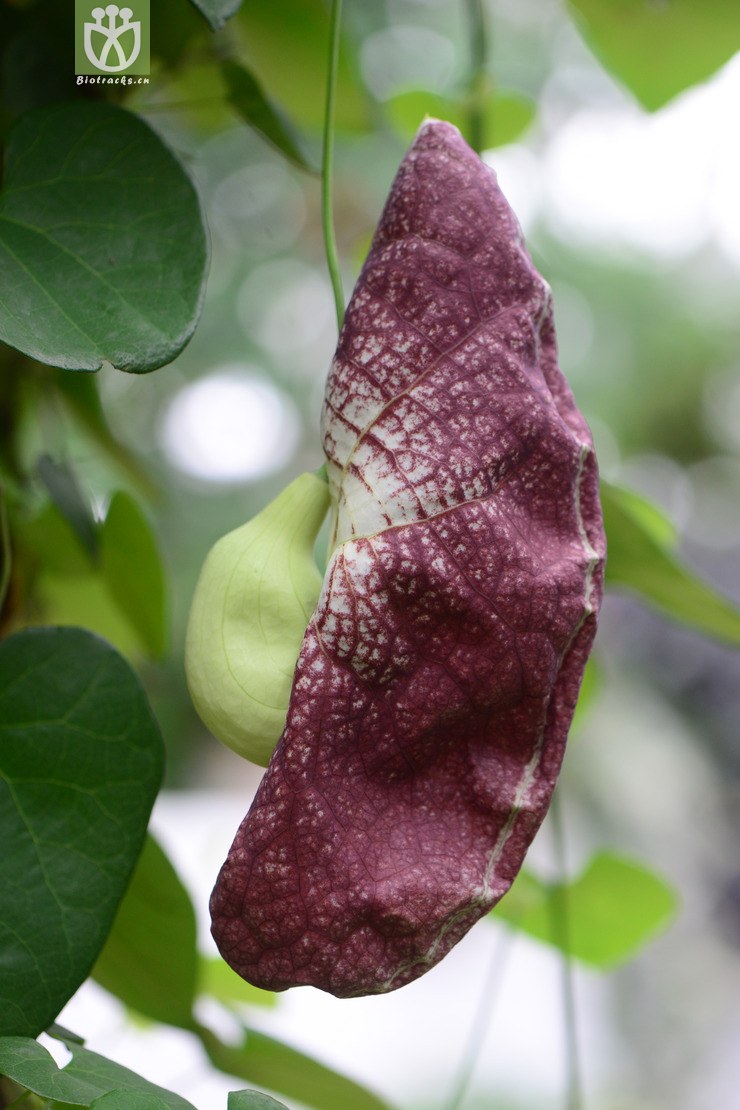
[{"x1": 210, "y1": 121, "x2": 605, "y2": 997}]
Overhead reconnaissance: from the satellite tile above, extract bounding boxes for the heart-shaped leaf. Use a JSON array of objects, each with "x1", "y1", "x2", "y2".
[
  {"x1": 0, "y1": 628, "x2": 164, "y2": 1037},
  {"x1": 0, "y1": 102, "x2": 208, "y2": 373},
  {"x1": 567, "y1": 0, "x2": 740, "y2": 111}
]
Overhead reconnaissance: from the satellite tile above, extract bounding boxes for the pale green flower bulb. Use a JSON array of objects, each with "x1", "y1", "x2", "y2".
[{"x1": 185, "y1": 471, "x2": 330, "y2": 766}]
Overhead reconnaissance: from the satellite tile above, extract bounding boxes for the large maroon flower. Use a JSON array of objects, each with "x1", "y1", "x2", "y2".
[{"x1": 210, "y1": 121, "x2": 605, "y2": 996}]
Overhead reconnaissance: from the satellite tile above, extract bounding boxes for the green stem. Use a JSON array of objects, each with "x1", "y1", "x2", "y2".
[
  {"x1": 0, "y1": 485, "x2": 11, "y2": 616},
  {"x1": 322, "y1": 0, "x2": 345, "y2": 332},
  {"x1": 465, "y1": 0, "x2": 487, "y2": 154},
  {"x1": 550, "y1": 790, "x2": 583, "y2": 1110},
  {"x1": 0, "y1": 1078, "x2": 42, "y2": 1107},
  {"x1": 442, "y1": 930, "x2": 513, "y2": 1110}
]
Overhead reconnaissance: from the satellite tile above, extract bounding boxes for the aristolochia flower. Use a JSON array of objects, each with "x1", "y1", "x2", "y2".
[{"x1": 201, "y1": 121, "x2": 605, "y2": 997}]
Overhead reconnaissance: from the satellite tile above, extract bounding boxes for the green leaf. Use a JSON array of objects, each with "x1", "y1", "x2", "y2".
[
  {"x1": 150, "y1": 0, "x2": 206, "y2": 66},
  {"x1": 567, "y1": 0, "x2": 740, "y2": 111},
  {"x1": 90, "y1": 1093, "x2": 178, "y2": 1110},
  {"x1": 0, "y1": 1034, "x2": 196, "y2": 1108},
  {"x1": 602, "y1": 480, "x2": 740, "y2": 644},
  {"x1": 236, "y1": 0, "x2": 371, "y2": 132},
  {"x1": 199, "y1": 957, "x2": 277, "y2": 1009},
  {"x1": 492, "y1": 852, "x2": 678, "y2": 969},
  {"x1": 605, "y1": 482, "x2": 678, "y2": 549},
  {"x1": 0, "y1": 628, "x2": 164, "y2": 1037},
  {"x1": 222, "y1": 62, "x2": 315, "y2": 172},
  {"x1": 37, "y1": 454, "x2": 98, "y2": 560},
  {"x1": 93, "y1": 835, "x2": 197, "y2": 1030},
  {"x1": 20, "y1": 501, "x2": 96, "y2": 576},
  {"x1": 0, "y1": 102, "x2": 208, "y2": 373},
  {"x1": 190, "y1": 0, "x2": 243, "y2": 32},
  {"x1": 0, "y1": 4, "x2": 72, "y2": 121},
  {"x1": 198, "y1": 1024, "x2": 391, "y2": 1110},
  {"x1": 0, "y1": 1038, "x2": 100, "y2": 1105},
  {"x1": 53, "y1": 372, "x2": 157, "y2": 499},
  {"x1": 18, "y1": 495, "x2": 167, "y2": 661},
  {"x1": 386, "y1": 88, "x2": 535, "y2": 149},
  {"x1": 570, "y1": 656, "x2": 601, "y2": 736},
  {"x1": 100, "y1": 492, "x2": 167, "y2": 659},
  {"x1": 228, "y1": 1093, "x2": 289, "y2": 1110}
]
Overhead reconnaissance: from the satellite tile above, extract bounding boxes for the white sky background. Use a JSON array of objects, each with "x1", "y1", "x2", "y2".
[{"x1": 492, "y1": 51, "x2": 740, "y2": 266}]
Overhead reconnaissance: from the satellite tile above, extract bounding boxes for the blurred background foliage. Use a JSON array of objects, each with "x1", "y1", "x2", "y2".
[{"x1": 2, "y1": 0, "x2": 740, "y2": 1108}]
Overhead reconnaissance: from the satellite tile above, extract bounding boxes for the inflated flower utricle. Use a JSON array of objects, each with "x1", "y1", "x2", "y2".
[
  {"x1": 210, "y1": 120, "x2": 606, "y2": 996},
  {"x1": 185, "y1": 472, "x2": 329, "y2": 766}
]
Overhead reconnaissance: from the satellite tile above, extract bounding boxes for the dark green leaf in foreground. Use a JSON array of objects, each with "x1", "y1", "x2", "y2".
[
  {"x1": 93, "y1": 835, "x2": 197, "y2": 1030},
  {"x1": 602, "y1": 480, "x2": 740, "y2": 645},
  {"x1": 222, "y1": 62, "x2": 314, "y2": 172},
  {"x1": 0, "y1": 102, "x2": 207, "y2": 373},
  {"x1": 0, "y1": 628, "x2": 164, "y2": 1037},
  {"x1": 0, "y1": 1034, "x2": 196, "y2": 1108},
  {"x1": 228, "y1": 1092, "x2": 289, "y2": 1110},
  {"x1": 198, "y1": 1024, "x2": 391, "y2": 1110},
  {"x1": 492, "y1": 852, "x2": 678, "y2": 969},
  {"x1": 567, "y1": 0, "x2": 740, "y2": 111}
]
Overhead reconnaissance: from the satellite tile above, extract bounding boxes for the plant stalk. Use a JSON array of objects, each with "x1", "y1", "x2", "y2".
[
  {"x1": 322, "y1": 0, "x2": 345, "y2": 332},
  {"x1": 0, "y1": 486, "x2": 11, "y2": 616},
  {"x1": 551, "y1": 790, "x2": 584, "y2": 1110},
  {"x1": 465, "y1": 0, "x2": 488, "y2": 154},
  {"x1": 442, "y1": 929, "x2": 513, "y2": 1110}
]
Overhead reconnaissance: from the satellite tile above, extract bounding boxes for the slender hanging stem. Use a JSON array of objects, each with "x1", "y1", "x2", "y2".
[
  {"x1": 550, "y1": 790, "x2": 584, "y2": 1110},
  {"x1": 442, "y1": 930, "x2": 514, "y2": 1110},
  {"x1": 322, "y1": 0, "x2": 345, "y2": 332},
  {"x1": 0, "y1": 486, "x2": 11, "y2": 615},
  {"x1": 465, "y1": 0, "x2": 488, "y2": 154}
]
